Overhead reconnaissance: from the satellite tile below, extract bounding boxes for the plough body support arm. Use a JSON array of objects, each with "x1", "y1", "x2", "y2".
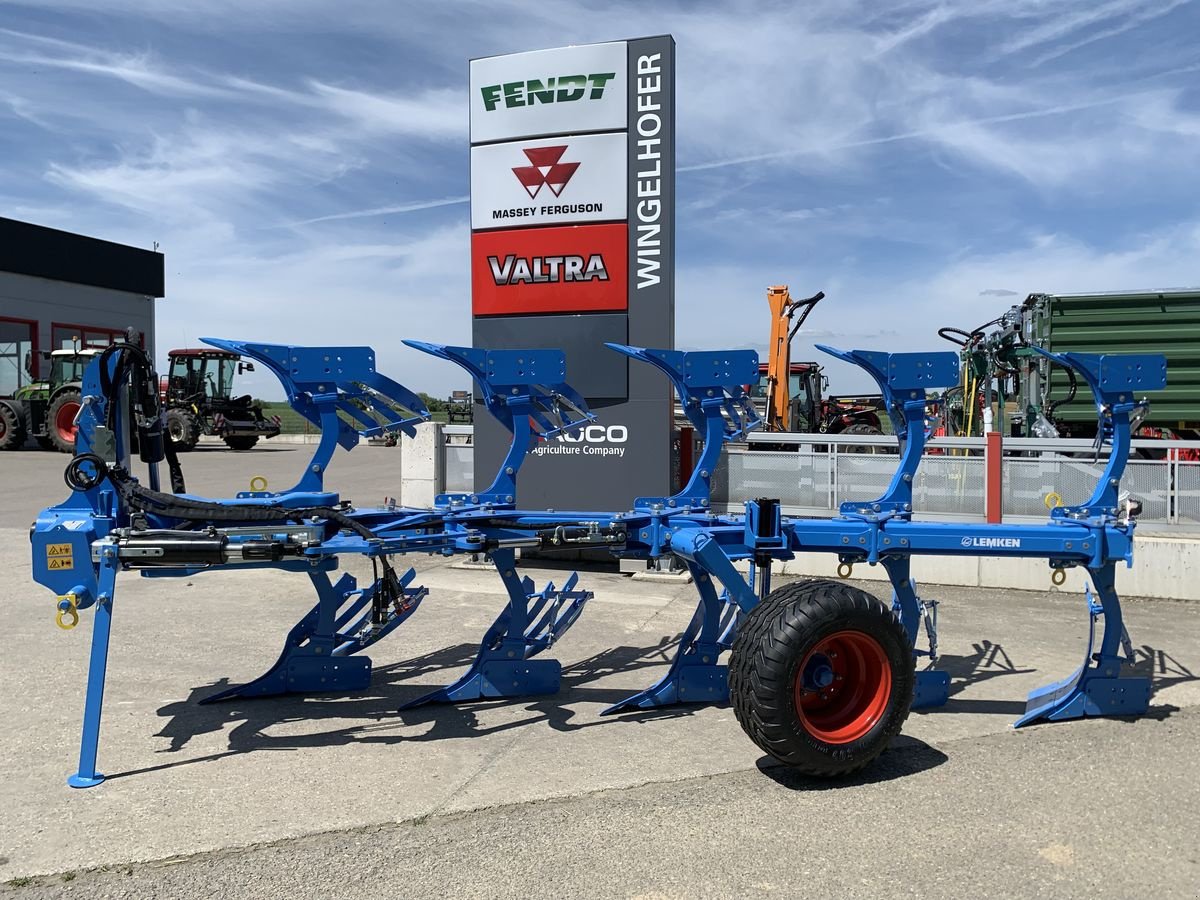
[{"x1": 402, "y1": 340, "x2": 594, "y2": 505}]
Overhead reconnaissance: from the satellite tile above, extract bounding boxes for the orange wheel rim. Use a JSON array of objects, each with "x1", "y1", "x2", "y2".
[{"x1": 794, "y1": 630, "x2": 891, "y2": 744}]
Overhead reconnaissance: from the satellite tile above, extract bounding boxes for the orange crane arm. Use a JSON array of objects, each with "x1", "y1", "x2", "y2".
[
  {"x1": 764, "y1": 285, "x2": 793, "y2": 432},
  {"x1": 763, "y1": 286, "x2": 826, "y2": 431}
]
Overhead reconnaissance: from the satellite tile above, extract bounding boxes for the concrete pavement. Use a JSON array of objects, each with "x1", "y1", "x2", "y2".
[
  {"x1": 2, "y1": 444, "x2": 1198, "y2": 896},
  {"x1": 5, "y1": 710, "x2": 1199, "y2": 899}
]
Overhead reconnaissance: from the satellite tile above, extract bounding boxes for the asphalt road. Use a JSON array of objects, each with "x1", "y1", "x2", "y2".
[
  {"x1": 3, "y1": 443, "x2": 1199, "y2": 898},
  {"x1": 4, "y1": 710, "x2": 1198, "y2": 899}
]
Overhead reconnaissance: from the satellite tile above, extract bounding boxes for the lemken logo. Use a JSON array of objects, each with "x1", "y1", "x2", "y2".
[
  {"x1": 961, "y1": 536, "x2": 1022, "y2": 549},
  {"x1": 488, "y1": 254, "x2": 609, "y2": 285},
  {"x1": 480, "y1": 73, "x2": 616, "y2": 111}
]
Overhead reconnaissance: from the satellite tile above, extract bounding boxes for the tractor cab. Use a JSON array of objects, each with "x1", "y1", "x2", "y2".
[
  {"x1": 165, "y1": 349, "x2": 246, "y2": 404},
  {"x1": 17, "y1": 347, "x2": 103, "y2": 398},
  {"x1": 44, "y1": 348, "x2": 102, "y2": 390}
]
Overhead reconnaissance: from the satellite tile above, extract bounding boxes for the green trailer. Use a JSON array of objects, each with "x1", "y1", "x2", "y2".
[
  {"x1": 933, "y1": 289, "x2": 1200, "y2": 451},
  {"x1": 1026, "y1": 290, "x2": 1200, "y2": 441}
]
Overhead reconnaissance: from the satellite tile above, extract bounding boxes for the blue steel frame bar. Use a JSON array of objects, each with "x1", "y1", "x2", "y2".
[{"x1": 29, "y1": 336, "x2": 1165, "y2": 786}]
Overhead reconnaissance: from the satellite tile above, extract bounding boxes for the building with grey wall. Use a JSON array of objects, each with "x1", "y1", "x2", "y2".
[{"x1": 0, "y1": 217, "x2": 164, "y2": 395}]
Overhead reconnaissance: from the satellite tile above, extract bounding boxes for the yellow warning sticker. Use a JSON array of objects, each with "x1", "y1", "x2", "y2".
[{"x1": 46, "y1": 543, "x2": 74, "y2": 569}]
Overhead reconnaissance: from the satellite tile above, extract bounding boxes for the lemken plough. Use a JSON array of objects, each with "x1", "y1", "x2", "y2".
[{"x1": 30, "y1": 335, "x2": 1164, "y2": 787}]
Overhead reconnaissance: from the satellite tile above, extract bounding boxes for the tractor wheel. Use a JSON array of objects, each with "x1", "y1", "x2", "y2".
[
  {"x1": 165, "y1": 408, "x2": 199, "y2": 452},
  {"x1": 729, "y1": 579, "x2": 914, "y2": 777},
  {"x1": 223, "y1": 434, "x2": 259, "y2": 451},
  {"x1": 841, "y1": 421, "x2": 887, "y2": 455},
  {"x1": 0, "y1": 402, "x2": 26, "y2": 451},
  {"x1": 46, "y1": 389, "x2": 83, "y2": 453}
]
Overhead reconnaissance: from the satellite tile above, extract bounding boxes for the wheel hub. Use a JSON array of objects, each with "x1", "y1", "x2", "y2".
[{"x1": 794, "y1": 630, "x2": 891, "y2": 744}]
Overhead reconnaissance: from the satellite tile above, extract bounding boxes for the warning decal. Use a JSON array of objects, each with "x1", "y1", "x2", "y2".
[{"x1": 46, "y1": 543, "x2": 74, "y2": 570}]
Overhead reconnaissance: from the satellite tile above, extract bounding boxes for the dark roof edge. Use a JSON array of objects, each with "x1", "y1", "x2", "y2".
[{"x1": 0, "y1": 217, "x2": 165, "y2": 297}]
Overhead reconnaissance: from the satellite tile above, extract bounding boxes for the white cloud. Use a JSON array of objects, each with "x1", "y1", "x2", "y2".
[
  {"x1": 287, "y1": 197, "x2": 470, "y2": 227},
  {"x1": 306, "y1": 82, "x2": 466, "y2": 138},
  {"x1": 0, "y1": 28, "x2": 230, "y2": 98},
  {"x1": 155, "y1": 223, "x2": 474, "y2": 396},
  {"x1": 45, "y1": 122, "x2": 361, "y2": 220},
  {"x1": 2, "y1": 0, "x2": 1197, "y2": 401}
]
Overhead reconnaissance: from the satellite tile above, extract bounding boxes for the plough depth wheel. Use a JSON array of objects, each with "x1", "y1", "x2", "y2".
[{"x1": 730, "y1": 580, "x2": 914, "y2": 777}]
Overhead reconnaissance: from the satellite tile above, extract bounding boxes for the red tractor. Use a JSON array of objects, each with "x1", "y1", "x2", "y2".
[
  {"x1": 756, "y1": 286, "x2": 885, "y2": 440},
  {"x1": 751, "y1": 360, "x2": 885, "y2": 438}
]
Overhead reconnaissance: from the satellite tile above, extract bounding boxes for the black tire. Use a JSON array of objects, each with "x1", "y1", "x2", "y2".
[
  {"x1": 223, "y1": 434, "x2": 259, "y2": 451},
  {"x1": 46, "y1": 389, "x2": 83, "y2": 453},
  {"x1": 0, "y1": 401, "x2": 26, "y2": 450},
  {"x1": 730, "y1": 579, "x2": 914, "y2": 777},
  {"x1": 165, "y1": 408, "x2": 199, "y2": 452},
  {"x1": 841, "y1": 421, "x2": 888, "y2": 454}
]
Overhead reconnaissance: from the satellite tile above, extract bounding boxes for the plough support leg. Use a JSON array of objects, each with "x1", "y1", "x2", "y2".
[
  {"x1": 1015, "y1": 563, "x2": 1150, "y2": 726},
  {"x1": 603, "y1": 561, "x2": 741, "y2": 714},
  {"x1": 882, "y1": 556, "x2": 949, "y2": 710},
  {"x1": 401, "y1": 548, "x2": 592, "y2": 710},
  {"x1": 68, "y1": 545, "x2": 120, "y2": 789}
]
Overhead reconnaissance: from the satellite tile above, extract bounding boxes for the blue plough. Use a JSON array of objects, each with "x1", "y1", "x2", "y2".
[{"x1": 30, "y1": 335, "x2": 1164, "y2": 786}]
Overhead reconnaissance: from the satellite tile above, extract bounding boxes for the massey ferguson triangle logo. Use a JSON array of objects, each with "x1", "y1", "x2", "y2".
[{"x1": 512, "y1": 146, "x2": 579, "y2": 199}]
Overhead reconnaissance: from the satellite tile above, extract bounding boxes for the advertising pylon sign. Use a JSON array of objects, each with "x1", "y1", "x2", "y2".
[{"x1": 470, "y1": 36, "x2": 675, "y2": 508}]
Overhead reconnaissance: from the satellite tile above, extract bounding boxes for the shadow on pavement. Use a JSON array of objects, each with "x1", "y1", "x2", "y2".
[
  {"x1": 913, "y1": 639, "x2": 1197, "y2": 719},
  {"x1": 1128, "y1": 644, "x2": 1196, "y2": 691},
  {"x1": 755, "y1": 734, "x2": 949, "y2": 790},
  {"x1": 111, "y1": 637, "x2": 1196, "y2": 784},
  {"x1": 106, "y1": 637, "x2": 711, "y2": 782},
  {"x1": 911, "y1": 639, "x2": 1034, "y2": 717}
]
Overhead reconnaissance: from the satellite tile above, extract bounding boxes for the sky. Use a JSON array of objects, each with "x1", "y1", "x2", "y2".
[{"x1": 1, "y1": 0, "x2": 1198, "y2": 396}]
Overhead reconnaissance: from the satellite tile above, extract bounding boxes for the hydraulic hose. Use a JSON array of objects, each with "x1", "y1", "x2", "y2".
[
  {"x1": 66, "y1": 453, "x2": 374, "y2": 542},
  {"x1": 1047, "y1": 364, "x2": 1078, "y2": 419},
  {"x1": 96, "y1": 341, "x2": 186, "y2": 492}
]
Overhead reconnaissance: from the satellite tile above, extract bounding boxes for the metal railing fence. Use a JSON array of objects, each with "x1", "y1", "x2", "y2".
[{"x1": 437, "y1": 428, "x2": 1200, "y2": 531}]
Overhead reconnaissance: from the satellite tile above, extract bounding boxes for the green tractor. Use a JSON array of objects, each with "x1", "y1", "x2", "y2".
[
  {"x1": 0, "y1": 347, "x2": 100, "y2": 452},
  {"x1": 161, "y1": 348, "x2": 281, "y2": 451}
]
